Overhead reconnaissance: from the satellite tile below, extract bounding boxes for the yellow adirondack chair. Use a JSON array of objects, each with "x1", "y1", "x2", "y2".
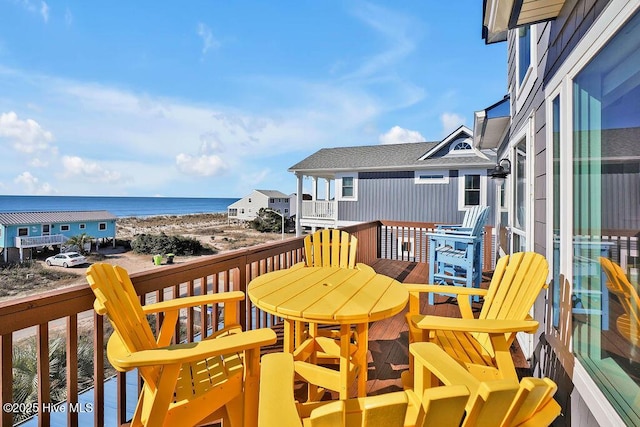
[
  {"x1": 86, "y1": 263, "x2": 277, "y2": 427},
  {"x1": 258, "y1": 343, "x2": 560, "y2": 427},
  {"x1": 258, "y1": 348, "x2": 470, "y2": 427},
  {"x1": 300, "y1": 229, "x2": 366, "y2": 372},
  {"x1": 304, "y1": 229, "x2": 358, "y2": 269},
  {"x1": 405, "y1": 252, "x2": 549, "y2": 382},
  {"x1": 410, "y1": 342, "x2": 561, "y2": 427},
  {"x1": 599, "y1": 257, "x2": 640, "y2": 350}
]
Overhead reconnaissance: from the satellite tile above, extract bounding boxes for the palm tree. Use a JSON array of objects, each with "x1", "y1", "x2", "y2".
[{"x1": 65, "y1": 233, "x2": 93, "y2": 254}]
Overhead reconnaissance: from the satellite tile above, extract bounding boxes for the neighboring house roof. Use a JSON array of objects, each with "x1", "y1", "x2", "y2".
[
  {"x1": 0, "y1": 211, "x2": 117, "y2": 226},
  {"x1": 289, "y1": 126, "x2": 495, "y2": 174},
  {"x1": 255, "y1": 190, "x2": 290, "y2": 198},
  {"x1": 228, "y1": 190, "x2": 290, "y2": 208}
]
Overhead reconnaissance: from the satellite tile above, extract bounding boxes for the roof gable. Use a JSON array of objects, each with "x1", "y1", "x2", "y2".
[
  {"x1": 289, "y1": 125, "x2": 494, "y2": 174},
  {"x1": 418, "y1": 125, "x2": 478, "y2": 160}
]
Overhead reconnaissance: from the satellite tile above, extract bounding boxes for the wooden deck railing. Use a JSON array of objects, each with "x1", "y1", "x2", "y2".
[{"x1": 0, "y1": 220, "x2": 494, "y2": 427}]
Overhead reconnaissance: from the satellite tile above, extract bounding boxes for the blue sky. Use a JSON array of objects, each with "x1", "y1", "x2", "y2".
[{"x1": 0, "y1": 1, "x2": 506, "y2": 198}]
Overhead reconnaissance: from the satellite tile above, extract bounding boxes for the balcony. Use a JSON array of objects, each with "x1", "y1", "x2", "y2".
[
  {"x1": 0, "y1": 220, "x2": 496, "y2": 426},
  {"x1": 14, "y1": 234, "x2": 66, "y2": 248},
  {"x1": 301, "y1": 200, "x2": 336, "y2": 222}
]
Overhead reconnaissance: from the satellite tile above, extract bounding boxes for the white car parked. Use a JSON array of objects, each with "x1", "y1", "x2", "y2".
[{"x1": 45, "y1": 252, "x2": 87, "y2": 268}]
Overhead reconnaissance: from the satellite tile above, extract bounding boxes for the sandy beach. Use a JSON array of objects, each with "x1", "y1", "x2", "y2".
[{"x1": 110, "y1": 213, "x2": 285, "y2": 273}]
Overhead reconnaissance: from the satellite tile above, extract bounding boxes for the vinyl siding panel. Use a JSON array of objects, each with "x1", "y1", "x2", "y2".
[{"x1": 337, "y1": 171, "x2": 496, "y2": 225}]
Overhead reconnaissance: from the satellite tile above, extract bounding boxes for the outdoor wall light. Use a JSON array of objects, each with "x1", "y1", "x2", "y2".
[{"x1": 489, "y1": 158, "x2": 511, "y2": 182}]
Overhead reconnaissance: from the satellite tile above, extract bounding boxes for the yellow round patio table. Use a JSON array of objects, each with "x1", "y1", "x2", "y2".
[{"x1": 247, "y1": 262, "x2": 408, "y2": 399}]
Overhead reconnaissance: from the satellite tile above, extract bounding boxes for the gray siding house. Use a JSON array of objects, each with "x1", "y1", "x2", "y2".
[
  {"x1": 478, "y1": 0, "x2": 640, "y2": 425},
  {"x1": 227, "y1": 190, "x2": 290, "y2": 222},
  {"x1": 0, "y1": 210, "x2": 117, "y2": 262},
  {"x1": 289, "y1": 126, "x2": 497, "y2": 233}
]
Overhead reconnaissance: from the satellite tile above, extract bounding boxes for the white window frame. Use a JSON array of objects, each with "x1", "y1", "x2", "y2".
[
  {"x1": 60, "y1": 224, "x2": 70, "y2": 232},
  {"x1": 414, "y1": 170, "x2": 449, "y2": 184},
  {"x1": 543, "y1": 1, "x2": 639, "y2": 425},
  {"x1": 457, "y1": 169, "x2": 487, "y2": 210},
  {"x1": 507, "y1": 118, "x2": 535, "y2": 254},
  {"x1": 79, "y1": 223, "x2": 86, "y2": 230},
  {"x1": 337, "y1": 173, "x2": 358, "y2": 201},
  {"x1": 18, "y1": 227, "x2": 28, "y2": 237},
  {"x1": 99, "y1": 222, "x2": 107, "y2": 231},
  {"x1": 515, "y1": 24, "x2": 537, "y2": 113}
]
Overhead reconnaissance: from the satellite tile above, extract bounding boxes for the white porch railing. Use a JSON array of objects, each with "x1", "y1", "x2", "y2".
[
  {"x1": 301, "y1": 200, "x2": 337, "y2": 219},
  {"x1": 15, "y1": 234, "x2": 66, "y2": 248}
]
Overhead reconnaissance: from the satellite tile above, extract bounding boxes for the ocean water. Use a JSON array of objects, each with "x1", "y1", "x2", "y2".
[{"x1": 0, "y1": 195, "x2": 239, "y2": 218}]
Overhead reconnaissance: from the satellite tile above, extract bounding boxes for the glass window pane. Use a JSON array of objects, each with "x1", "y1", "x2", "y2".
[
  {"x1": 518, "y1": 26, "x2": 531, "y2": 84},
  {"x1": 342, "y1": 177, "x2": 354, "y2": 197},
  {"x1": 571, "y1": 10, "x2": 640, "y2": 424}
]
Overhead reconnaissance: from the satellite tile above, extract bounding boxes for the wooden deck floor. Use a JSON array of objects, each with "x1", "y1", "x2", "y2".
[{"x1": 265, "y1": 259, "x2": 531, "y2": 400}]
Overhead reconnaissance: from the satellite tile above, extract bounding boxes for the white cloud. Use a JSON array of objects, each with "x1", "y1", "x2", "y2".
[
  {"x1": 197, "y1": 23, "x2": 220, "y2": 56},
  {"x1": 29, "y1": 158, "x2": 48, "y2": 167},
  {"x1": 175, "y1": 153, "x2": 228, "y2": 177},
  {"x1": 0, "y1": 111, "x2": 55, "y2": 154},
  {"x1": 378, "y1": 126, "x2": 425, "y2": 145},
  {"x1": 14, "y1": 171, "x2": 53, "y2": 194},
  {"x1": 440, "y1": 112, "x2": 466, "y2": 136},
  {"x1": 64, "y1": 7, "x2": 73, "y2": 26},
  {"x1": 40, "y1": 1, "x2": 49, "y2": 23},
  {"x1": 60, "y1": 155, "x2": 122, "y2": 183}
]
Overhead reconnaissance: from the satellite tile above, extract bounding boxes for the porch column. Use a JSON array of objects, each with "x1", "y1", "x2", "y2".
[
  {"x1": 311, "y1": 176, "x2": 318, "y2": 201},
  {"x1": 324, "y1": 179, "x2": 331, "y2": 201},
  {"x1": 296, "y1": 172, "x2": 303, "y2": 237}
]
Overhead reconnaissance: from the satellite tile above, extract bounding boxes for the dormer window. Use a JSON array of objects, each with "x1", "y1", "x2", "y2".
[{"x1": 449, "y1": 138, "x2": 473, "y2": 154}]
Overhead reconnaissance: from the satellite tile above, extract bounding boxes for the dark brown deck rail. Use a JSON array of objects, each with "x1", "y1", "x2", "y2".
[{"x1": 0, "y1": 220, "x2": 494, "y2": 427}]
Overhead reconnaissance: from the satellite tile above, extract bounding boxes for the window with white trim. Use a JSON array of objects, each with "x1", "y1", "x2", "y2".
[
  {"x1": 18, "y1": 227, "x2": 28, "y2": 237},
  {"x1": 60, "y1": 224, "x2": 70, "y2": 232},
  {"x1": 99, "y1": 222, "x2": 107, "y2": 231},
  {"x1": 337, "y1": 174, "x2": 358, "y2": 201},
  {"x1": 457, "y1": 170, "x2": 487, "y2": 210}
]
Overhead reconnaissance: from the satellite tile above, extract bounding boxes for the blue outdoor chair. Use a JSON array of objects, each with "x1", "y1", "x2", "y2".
[{"x1": 427, "y1": 206, "x2": 490, "y2": 304}]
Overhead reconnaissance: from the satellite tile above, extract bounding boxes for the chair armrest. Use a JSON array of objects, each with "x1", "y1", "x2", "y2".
[
  {"x1": 404, "y1": 283, "x2": 488, "y2": 297},
  {"x1": 142, "y1": 291, "x2": 245, "y2": 313},
  {"x1": 259, "y1": 352, "x2": 303, "y2": 427},
  {"x1": 426, "y1": 232, "x2": 479, "y2": 242},
  {"x1": 108, "y1": 328, "x2": 276, "y2": 369},
  {"x1": 410, "y1": 342, "x2": 478, "y2": 388},
  {"x1": 411, "y1": 315, "x2": 539, "y2": 334}
]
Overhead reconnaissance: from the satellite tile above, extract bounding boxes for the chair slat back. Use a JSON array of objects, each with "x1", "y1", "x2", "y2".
[
  {"x1": 86, "y1": 263, "x2": 158, "y2": 354},
  {"x1": 474, "y1": 253, "x2": 548, "y2": 350},
  {"x1": 462, "y1": 380, "x2": 520, "y2": 427},
  {"x1": 417, "y1": 385, "x2": 469, "y2": 427},
  {"x1": 462, "y1": 205, "x2": 485, "y2": 229},
  {"x1": 600, "y1": 257, "x2": 640, "y2": 343},
  {"x1": 501, "y1": 377, "x2": 558, "y2": 426},
  {"x1": 469, "y1": 206, "x2": 490, "y2": 238},
  {"x1": 304, "y1": 229, "x2": 357, "y2": 269}
]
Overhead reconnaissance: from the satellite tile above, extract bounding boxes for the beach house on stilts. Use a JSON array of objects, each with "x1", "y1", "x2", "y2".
[{"x1": 0, "y1": 210, "x2": 117, "y2": 262}]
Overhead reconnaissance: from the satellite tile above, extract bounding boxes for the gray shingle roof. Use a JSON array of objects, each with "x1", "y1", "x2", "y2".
[
  {"x1": 0, "y1": 211, "x2": 117, "y2": 225},
  {"x1": 289, "y1": 142, "x2": 496, "y2": 173},
  {"x1": 255, "y1": 190, "x2": 290, "y2": 198}
]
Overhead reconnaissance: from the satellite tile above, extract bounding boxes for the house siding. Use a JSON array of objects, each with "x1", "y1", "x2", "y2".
[{"x1": 336, "y1": 171, "x2": 496, "y2": 224}]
